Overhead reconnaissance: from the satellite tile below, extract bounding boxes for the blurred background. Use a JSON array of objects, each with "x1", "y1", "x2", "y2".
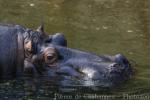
[{"x1": 0, "y1": 0, "x2": 150, "y2": 99}]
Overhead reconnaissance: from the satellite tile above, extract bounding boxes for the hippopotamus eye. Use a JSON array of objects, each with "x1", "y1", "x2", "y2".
[{"x1": 47, "y1": 55, "x2": 53, "y2": 60}]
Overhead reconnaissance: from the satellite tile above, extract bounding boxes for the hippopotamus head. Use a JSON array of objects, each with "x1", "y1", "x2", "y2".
[{"x1": 32, "y1": 44, "x2": 133, "y2": 88}]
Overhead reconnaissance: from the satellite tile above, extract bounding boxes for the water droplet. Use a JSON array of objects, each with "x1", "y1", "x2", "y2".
[
  {"x1": 102, "y1": 26, "x2": 108, "y2": 29},
  {"x1": 127, "y1": 30, "x2": 133, "y2": 33},
  {"x1": 30, "y1": 3, "x2": 35, "y2": 7}
]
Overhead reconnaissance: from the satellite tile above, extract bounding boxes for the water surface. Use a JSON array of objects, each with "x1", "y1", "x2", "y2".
[{"x1": 0, "y1": 0, "x2": 150, "y2": 99}]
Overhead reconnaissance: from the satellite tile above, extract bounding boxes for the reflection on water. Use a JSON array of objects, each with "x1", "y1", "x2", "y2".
[{"x1": 0, "y1": 0, "x2": 150, "y2": 99}]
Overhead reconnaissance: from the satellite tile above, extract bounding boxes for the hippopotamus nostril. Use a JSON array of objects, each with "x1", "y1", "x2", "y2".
[
  {"x1": 110, "y1": 63, "x2": 120, "y2": 68},
  {"x1": 108, "y1": 63, "x2": 123, "y2": 74}
]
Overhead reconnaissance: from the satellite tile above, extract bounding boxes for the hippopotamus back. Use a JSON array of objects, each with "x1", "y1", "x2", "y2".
[{"x1": 0, "y1": 25, "x2": 25, "y2": 79}]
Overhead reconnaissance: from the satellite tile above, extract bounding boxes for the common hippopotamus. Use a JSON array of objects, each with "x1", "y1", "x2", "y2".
[{"x1": 0, "y1": 24, "x2": 67, "y2": 79}]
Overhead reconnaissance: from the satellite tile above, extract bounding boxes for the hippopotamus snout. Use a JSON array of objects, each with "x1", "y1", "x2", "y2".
[
  {"x1": 108, "y1": 63, "x2": 123, "y2": 74},
  {"x1": 99, "y1": 53, "x2": 131, "y2": 74}
]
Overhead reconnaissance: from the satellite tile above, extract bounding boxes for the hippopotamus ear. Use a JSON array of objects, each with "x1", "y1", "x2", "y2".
[{"x1": 37, "y1": 24, "x2": 46, "y2": 36}]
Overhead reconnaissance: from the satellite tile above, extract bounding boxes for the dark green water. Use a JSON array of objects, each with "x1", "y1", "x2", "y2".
[{"x1": 0, "y1": 0, "x2": 150, "y2": 99}]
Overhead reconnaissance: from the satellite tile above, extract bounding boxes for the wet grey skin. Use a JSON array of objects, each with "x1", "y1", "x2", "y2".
[{"x1": 40, "y1": 44, "x2": 133, "y2": 88}]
